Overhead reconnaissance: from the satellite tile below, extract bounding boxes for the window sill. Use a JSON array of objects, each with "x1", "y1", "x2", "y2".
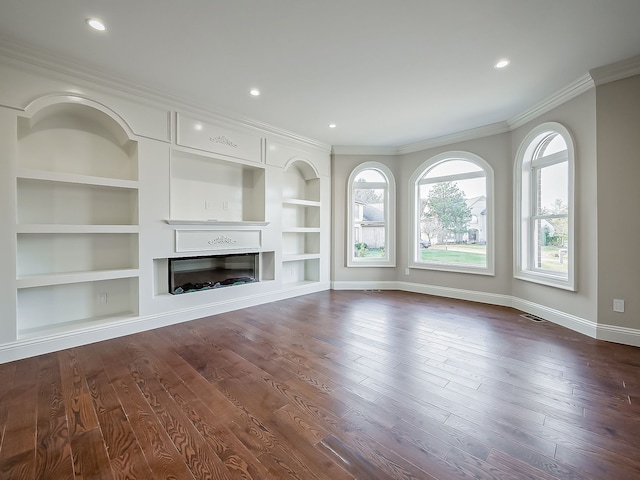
[
  {"x1": 514, "y1": 270, "x2": 575, "y2": 291},
  {"x1": 409, "y1": 263, "x2": 494, "y2": 276},
  {"x1": 348, "y1": 260, "x2": 396, "y2": 268}
]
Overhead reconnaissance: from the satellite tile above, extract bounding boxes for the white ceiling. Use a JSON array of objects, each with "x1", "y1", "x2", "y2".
[{"x1": 1, "y1": 0, "x2": 639, "y2": 148}]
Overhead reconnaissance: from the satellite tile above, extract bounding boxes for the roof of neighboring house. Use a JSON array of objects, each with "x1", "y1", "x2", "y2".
[
  {"x1": 466, "y1": 195, "x2": 487, "y2": 216},
  {"x1": 363, "y1": 204, "x2": 384, "y2": 222}
]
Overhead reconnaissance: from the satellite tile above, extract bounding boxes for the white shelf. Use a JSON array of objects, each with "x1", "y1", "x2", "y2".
[
  {"x1": 282, "y1": 254, "x2": 321, "y2": 262},
  {"x1": 282, "y1": 198, "x2": 321, "y2": 207},
  {"x1": 281, "y1": 280, "x2": 320, "y2": 289},
  {"x1": 17, "y1": 269, "x2": 139, "y2": 289},
  {"x1": 17, "y1": 168, "x2": 139, "y2": 189},
  {"x1": 17, "y1": 224, "x2": 140, "y2": 234},
  {"x1": 282, "y1": 227, "x2": 321, "y2": 233},
  {"x1": 166, "y1": 220, "x2": 269, "y2": 227},
  {"x1": 17, "y1": 312, "x2": 138, "y2": 340}
]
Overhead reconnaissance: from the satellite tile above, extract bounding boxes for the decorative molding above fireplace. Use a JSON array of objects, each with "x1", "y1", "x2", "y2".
[{"x1": 175, "y1": 229, "x2": 262, "y2": 253}]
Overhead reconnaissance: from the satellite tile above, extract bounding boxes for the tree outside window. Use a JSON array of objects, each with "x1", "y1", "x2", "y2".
[{"x1": 413, "y1": 156, "x2": 490, "y2": 271}]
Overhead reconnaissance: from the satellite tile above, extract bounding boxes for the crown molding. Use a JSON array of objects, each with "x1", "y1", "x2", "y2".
[
  {"x1": 2, "y1": 36, "x2": 634, "y2": 156},
  {"x1": 331, "y1": 145, "x2": 400, "y2": 156},
  {"x1": 0, "y1": 36, "x2": 331, "y2": 153},
  {"x1": 590, "y1": 54, "x2": 640, "y2": 86},
  {"x1": 507, "y1": 74, "x2": 595, "y2": 130},
  {"x1": 332, "y1": 122, "x2": 510, "y2": 156},
  {"x1": 397, "y1": 122, "x2": 511, "y2": 155}
]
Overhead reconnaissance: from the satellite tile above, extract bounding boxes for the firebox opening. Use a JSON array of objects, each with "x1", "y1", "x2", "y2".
[{"x1": 169, "y1": 253, "x2": 258, "y2": 294}]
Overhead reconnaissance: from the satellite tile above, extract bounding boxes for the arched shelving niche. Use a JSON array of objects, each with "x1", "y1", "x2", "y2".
[
  {"x1": 281, "y1": 158, "x2": 321, "y2": 287},
  {"x1": 15, "y1": 97, "x2": 140, "y2": 338}
]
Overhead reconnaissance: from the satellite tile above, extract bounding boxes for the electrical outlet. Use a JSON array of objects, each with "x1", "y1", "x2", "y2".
[
  {"x1": 98, "y1": 292, "x2": 108, "y2": 304},
  {"x1": 223, "y1": 200, "x2": 229, "y2": 210},
  {"x1": 613, "y1": 299, "x2": 625, "y2": 313},
  {"x1": 205, "y1": 200, "x2": 213, "y2": 210},
  {"x1": 405, "y1": 268, "x2": 410, "y2": 275}
]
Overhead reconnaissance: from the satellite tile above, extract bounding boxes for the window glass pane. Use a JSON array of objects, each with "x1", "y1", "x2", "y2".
[
  {"x1": 538, "y1": 133, "x2": 567, "y2": 158},
  {"x1": 425, "y1": 160, "x2": 482, "y2": 179},
  {"x1": 418, "y1": 160, "x2": 487, "y2": 267},
  {"x1": 534, "y1": 218, "x2": 569, "y2": 275},
  {"x1": 538, "y1": 162, "x2": 568, "y2": 214},
  {"x1": 353, "y1": 187, "x2": 386, "y2": 259},
  {"x1": 355, "y1": 169, "x2": 385, "y2": 183},
  {"x1": 353, "y1": 227, "x2": 386, "y2": 258}
]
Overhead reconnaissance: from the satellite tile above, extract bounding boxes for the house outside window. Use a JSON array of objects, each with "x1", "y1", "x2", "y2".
[
  {"x1": 347, "y1": 162, "x2": 395, "y2": 267},
  {"x1": 409, "y1": 152, "x2": 494, "y2": 275},
  {"x1": 515, "y1": 122, "x2": 575, "y2": 290}
]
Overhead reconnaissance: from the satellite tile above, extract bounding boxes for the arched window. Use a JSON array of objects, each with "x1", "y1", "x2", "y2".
[
  {"x1": 515, "y1": 122, "x2": 575, "y2": 290},
  {"x1": 347, "y1": 162, "x2": 395, "y2": 267},
  {"x1": 409, "y1": 152, "x2": 494, "y2": 275}
]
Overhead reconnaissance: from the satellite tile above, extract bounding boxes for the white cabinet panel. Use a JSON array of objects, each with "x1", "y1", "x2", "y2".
[{"x1": 177, "y1": 113, "x2": 262, "y2": 163}]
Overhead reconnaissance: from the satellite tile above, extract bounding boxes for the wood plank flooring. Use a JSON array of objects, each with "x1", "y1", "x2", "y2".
[{"x1": 1, "y1": 290, "x2": 639, "y2": 479}]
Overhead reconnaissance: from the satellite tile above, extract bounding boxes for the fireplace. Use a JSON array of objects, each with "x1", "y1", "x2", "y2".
[{"x1": 169, "y1": 253, "x2": 258, "y2": 294}]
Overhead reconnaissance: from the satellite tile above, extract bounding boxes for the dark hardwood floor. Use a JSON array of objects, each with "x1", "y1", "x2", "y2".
[{"x1": 1, "y1": 290, "x2": 639, "y2": 479}]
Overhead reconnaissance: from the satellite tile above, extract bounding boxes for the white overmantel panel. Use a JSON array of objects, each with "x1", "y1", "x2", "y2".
[
  {"x1": 175, "y1": 229, "x2": 262, "y2": 253},
  {"x1": 0, "y1": 58, "x2": 170, "y2": 142},
  {"x1": 176, "y1": 113, "x2": 263, "y2": 163}
]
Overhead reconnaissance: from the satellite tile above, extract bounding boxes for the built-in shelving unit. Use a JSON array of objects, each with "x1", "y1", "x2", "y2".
[
  {"x1": 15, "y1": 101, "x2": 139, "y2": 338},
  {"x1": 281, "y1": 160, "x2": 321, "y2": 287}
]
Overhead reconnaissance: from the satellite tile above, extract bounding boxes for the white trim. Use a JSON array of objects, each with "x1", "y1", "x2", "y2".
[
  {"x1": 331, "y1": 281, "x2": 640, "y2": 346},
  {"x1": 398, "y1": 122, "x2": 511, "y2": 155},
  {"x1": 508, "y1": 75, "x2": 595, "y2": 130},
  {"x1": 0, "y1": 40, "x2": 331, "y2": 154},
  {"x1": 332, "y1": 145, "x2": 399, "y2": 156},
  {"x1": 0, "y1": 282, "x2": 329, "y2": 364},
  {"x1": 597, "y1": 324, "x2": 640, "y2": 348},
  {"x1": 399, "y1": 281, "x2": 511, "y2": 306},
  {"x1": 332, "y1": 122, "x2": 510, "y2": 156},
  {"x1": 510, "y1": 297, "x2": 596, "y2": 338},
  {"x1": 408, "y1": 151, "x2": 495, "y2": 276},
  {"x1": 514, "y1": 122, "x2": 575, "y2": 291},
  {"x1": 590, "y1": 54, "x2": 640, "y2": 86},
  {"x1": 346, "y1": 162, "x2": 396, "y2": 268}
]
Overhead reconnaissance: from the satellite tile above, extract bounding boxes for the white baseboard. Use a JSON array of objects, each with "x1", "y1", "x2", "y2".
[
  {"x1": 596, "y1": 324, "x2": 640, "y2": 347},
  {"x1": 0, "y1": 282, "x2": 330, "y2": 364},
  {"x1": 510, "y1": 297, "x2": 597, "y2": 338},
  {"x1": 332, "y1": 280, "x2": 640, "y2": 347},
  {"x1": 3, "y1": 280, "x2": 639, "y2": 363}
]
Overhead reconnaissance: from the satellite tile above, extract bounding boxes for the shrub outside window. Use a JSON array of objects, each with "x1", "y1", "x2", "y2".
[
  {"x1": 409, "y1": 152, "x2": 494, "y2": 275},
  {"x1": 515, "y1": 122, "x2": 575, "y2": 290},
  {"x1": 347, "y1": 162, "x2": 395, "y2": 267}
]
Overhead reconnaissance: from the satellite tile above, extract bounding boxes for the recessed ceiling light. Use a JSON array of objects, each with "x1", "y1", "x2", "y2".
[
  {"x1": 494, "y1": 59, "x2": 510, "y2": 69},
  {"x1": 194, "y1": 123, "x2": 203, "y2": 131},
  {"x1": 329, "y1": 123, "x2": 337, "y2": 129},
  {"x1": 86, "y1": 18, "x2": 106, "y2": 31},
  {"x1": 249, "y1": 88, "x2": 260, "y2": 96}
]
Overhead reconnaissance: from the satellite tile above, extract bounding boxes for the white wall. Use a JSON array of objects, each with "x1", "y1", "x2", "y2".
[
  {"x1": 331, "y1": 154, "x2": 400, "y2": 283},
  {"x1": 511, "y1": 90, "x2": 599, "y2": 325},
  {"x1": 332, "y1": 90, "x2": 601, "y2": 336},
  {"x1": 596, "y1": 74, "x2": 640, "y2": 331}
]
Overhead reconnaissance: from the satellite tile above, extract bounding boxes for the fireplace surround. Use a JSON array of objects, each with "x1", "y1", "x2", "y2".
[{"x1": 169, "y1": 253, "x2": 258, "y2": 294}]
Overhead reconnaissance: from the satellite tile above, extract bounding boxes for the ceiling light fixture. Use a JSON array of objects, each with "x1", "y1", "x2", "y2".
[
  {"x1": 249, "y1": 88, "x2": 260, "y2": 96},
  {"x1": 86, "y1": 18, "x2": 106, "y2": 31},
  {"x1": 329, "y1": 123, "x2": 337, "y2": 129},
  {"x1": 494, "y1": 58, "x2": 510, "y2": 69}
]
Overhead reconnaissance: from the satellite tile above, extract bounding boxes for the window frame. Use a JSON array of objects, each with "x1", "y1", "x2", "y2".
[
  {"x1": 347, "y1": 162, "x2": 396, "y2": 267},
  {"x1": 409, "y1": 151, "x2": 495, "y2": 275},
  {"x1": 514, "y1": 122, "x2": 576, "y2": 290}
]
